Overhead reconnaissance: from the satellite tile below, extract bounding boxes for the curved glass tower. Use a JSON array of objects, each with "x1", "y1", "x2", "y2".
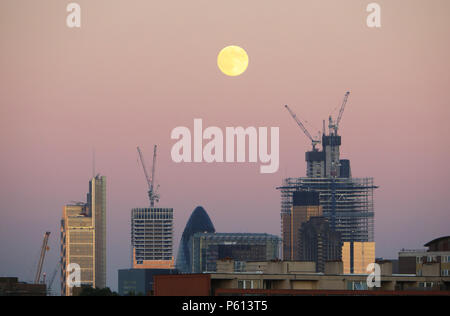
[{"x1": 176, "y1": 206, "x2": 215, "y2": 273}]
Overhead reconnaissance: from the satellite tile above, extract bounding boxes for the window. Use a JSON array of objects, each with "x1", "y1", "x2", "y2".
[
  {"x1": 442, "y1": 269, "x2": 449, "y2": 276},
  {"x1": 419, "y1": 282, "x2": 434, "y2": 288},
  {"x1": 349, "y1": 281, "x2": 368, "y2": 290},
  {"x1": 238, "y1": 280, "x2": 256, "y2": 289},
  {"x1": 442, "y1": 255, "x2": 450, "y2": 263},
  {"x1": 416, "y1": 256, "x2": 422, "y2": 264}
]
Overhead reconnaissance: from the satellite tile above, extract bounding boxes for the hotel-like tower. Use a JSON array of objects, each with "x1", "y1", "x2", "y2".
[
  {"x1": 130, "y1": 207, "x2": 174, "y2": 269},
  {"x1": 61, "y1": 175, "x2": 106, "y2": 295}
]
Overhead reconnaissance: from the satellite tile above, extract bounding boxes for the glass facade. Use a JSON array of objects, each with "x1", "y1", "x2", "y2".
[
  {"x1": 61, "y1": 175, "x2": 106, "y2": 296},
  {"x1": 176, "y1": 206, "x2": 215, "y2": 273},
  {"x1": 61, "y1": 205, "x2": 95, "y2": 295},
  {"x1": 90, "y1": 176, "x2": 107, "y2": 289},
  {"x1": 342, "y1": 241, "x2": 375, "y2": 274},
  {"x1": 282, "y1": 191, "x2": 322, "y2": 261},
  {"x1": 191, "y1": 233, "x2": 281, "y2": 273},
  {"x1": 299, "y1": 216, "x2": 342, "y2": 272},
  {"x1": 279, "y1": 177, "x2": 376, "y2": 243}
]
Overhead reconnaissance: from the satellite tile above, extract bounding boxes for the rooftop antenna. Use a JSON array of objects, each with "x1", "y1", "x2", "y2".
[{"x1": 92, "y1": 148, "x2": 96, "y2": 178}]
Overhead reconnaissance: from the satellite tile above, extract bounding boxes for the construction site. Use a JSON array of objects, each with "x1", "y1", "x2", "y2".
[
  {"x1": 279, "y1": 92, "x2": 377, "y2": 250},
  {"x1": 131, "y1": 145, "x2": 174, "y2": 269}
]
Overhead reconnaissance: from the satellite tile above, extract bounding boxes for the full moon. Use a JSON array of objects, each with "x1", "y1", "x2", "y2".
[{"x1": 217, "y1": 45, "x2": 249, "y2": 77}]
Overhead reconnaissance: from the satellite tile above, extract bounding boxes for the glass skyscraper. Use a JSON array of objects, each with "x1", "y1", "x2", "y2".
[
  {"x1": 282, "y1": 191, "x2": 322, "y2": 261},
  {"x1": 61, "y1": 175, "x2": 106, "y2": 296},
  {"x1": 176, "y1": 206, "x2": 215, "y2": 273}
]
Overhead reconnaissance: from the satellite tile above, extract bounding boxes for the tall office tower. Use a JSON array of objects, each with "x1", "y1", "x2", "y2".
[
  {"x1": 61, "y1": 175, "x2": 106, "y2": 296},
  {"x1": 131, "y1": 208, "x2": 174, "y2": 269},
  {"x1": 342, "y1": 241, "x2": 375, "y2": 274},
  {"x1": 61, "y1": 204, "x2": 94, "y2": 296},
  {"x1": 298, "y1": 216, "x2": 342, "y2": 272},
  {"x1": 88, "y1": 175, "x2": 106, "y2": 289},
  {"x1": 282, "y1": 191, "x2": 322, "y2": 261},
  {"x1": 176, "y1": 206, "x2": 215, "y2": 273}
]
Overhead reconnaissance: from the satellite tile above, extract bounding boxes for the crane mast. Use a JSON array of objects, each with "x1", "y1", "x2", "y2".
[
  {"x1": 46, "y1": 261, "x2": 60, "y2": 295},
  {"x1": 137, "y1": 145, "x2": 160, "y2": 207},
  {"x1": 284, "y1": 104, "x2": 320, "y2": 151},
  {"x1": 329, "y1": 91, "x2": 350, "y2": 135},
  {"x1": 150, "y1": 145, "x2": 157, "y2": 202},
  {"x1": 34, "y1": 231, "x2": 50, "y2": 284}
]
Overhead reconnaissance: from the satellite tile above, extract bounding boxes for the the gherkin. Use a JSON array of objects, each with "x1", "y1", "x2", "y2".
[{"x1": 176, "y1": 206, "x2": 215, "y2": 273}]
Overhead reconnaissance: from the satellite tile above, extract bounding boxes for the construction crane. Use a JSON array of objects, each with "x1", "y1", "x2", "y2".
[
  {"x1": 47, "y1": 261, "x2": 60, "y2": 295},
  {"x1": 137, "y1": 145, "x2": 160, "y2": 207},
  {"x1": 329, "y1": 91, "x2": 350, "y2": 135},
  {"x1": 34, "y1": 231, "x2": 50, "y2": 284},
  {"x1": 284, "y1": 104, "x2": 320, "y2": 151}
]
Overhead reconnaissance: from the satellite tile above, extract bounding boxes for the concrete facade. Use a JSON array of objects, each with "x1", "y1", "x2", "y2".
[
  {"x1": 153, "y1": 260, "x2": 450, "y2": 295},
  {"x1": 131, "y1": 208, "x2": 174, "y2": 269},
  {"x1": 0, "y1": 277, "x2": 46, "y2": 296}
]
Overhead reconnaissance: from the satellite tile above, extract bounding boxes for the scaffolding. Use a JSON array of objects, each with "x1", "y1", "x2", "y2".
[{"x1": 278, "y1": 177, "x2": 377, "y2": 242}]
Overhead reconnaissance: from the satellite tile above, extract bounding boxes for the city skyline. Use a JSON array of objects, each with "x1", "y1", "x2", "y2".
[{"x1": 1, "y1": 0, "x2": 450, "y2": 292}]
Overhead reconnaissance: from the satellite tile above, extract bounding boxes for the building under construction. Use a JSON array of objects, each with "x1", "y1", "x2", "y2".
[
  {"x1": 280, "y1": 92, "x2": 377, "y2": 268},
  {"x1": 131, "y1": 146, "x2": 174, "y2": 269},
  {"x1": 279, "y1": 177, "x2": 375, "y2": 243}
]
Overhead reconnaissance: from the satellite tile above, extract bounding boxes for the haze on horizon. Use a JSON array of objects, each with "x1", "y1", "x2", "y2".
[{"x1": 0, "y1": 0, "x2": 449, "y2": 291}]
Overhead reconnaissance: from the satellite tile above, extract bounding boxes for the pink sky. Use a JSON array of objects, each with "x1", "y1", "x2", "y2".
[{"x1": 1, "y1": 0, "x2": 449, "y2": 290}]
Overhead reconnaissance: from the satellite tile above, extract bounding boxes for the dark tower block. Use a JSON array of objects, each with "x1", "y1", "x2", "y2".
[
  {"x1": 282, "y1": 191, "x2": 321, "y2": 261},
  {"x1": 299, "y1": 216, "x2": 342, "y2": 272}
]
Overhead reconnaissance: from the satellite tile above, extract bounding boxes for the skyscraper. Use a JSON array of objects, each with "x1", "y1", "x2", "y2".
[
  {"x1": 298, "y1": 216, "x2": 342, "y2": 272},
  {"x1": 280, "y1": 95, "x2": 377, "y2": 274},
  {"x1": 61, "y1": 175, "x2": 106, "y2": 296},
  {"x1": 176, "y1": 206, "x2": 215, "y2": 273},
  {"x1": 282, "y1": 191, "x2": 322, "y2": 261},
  {"x1": 280, "y1": 177, "x2": 375, "y2": 243},
  {"x1": 131, "y1": 208, "x2": 174, "y2": 269},
  {"x1": 279, "y1": 99, "x2": 377, "y2": 268},
  {"x1": 89, "y1": 175, "x2": 107, "y2": 289}
]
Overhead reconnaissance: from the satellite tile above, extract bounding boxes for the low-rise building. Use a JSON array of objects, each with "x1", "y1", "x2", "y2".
[
  {"x1": 0, "y1": 277, "x2": 46, "y2": 296},
  {"x1": 118, "y1": 268, "x2": 177, "y2": 296},
  {"x1": 399, "y1": 236, "x2": 450, "y2": 277},
  {"x1": 153, "y1": 260, "x2": 450, "y2": 295},
  {"x1": 190, "y1": 233, "x2": 281, "y2": 273}
]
